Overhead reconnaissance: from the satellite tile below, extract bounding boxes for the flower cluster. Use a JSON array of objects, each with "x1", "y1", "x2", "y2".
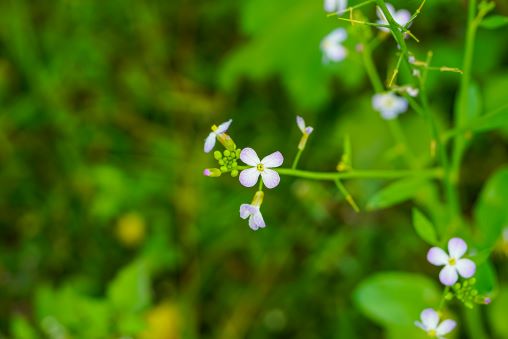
[{"x1": 203, "y1": 117, "x2": 314, "y2": 231}]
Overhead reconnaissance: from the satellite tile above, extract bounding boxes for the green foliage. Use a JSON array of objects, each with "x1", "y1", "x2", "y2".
[
  {"x1": 412, "y1": 208, "x2": 438, "y2": 246},
  {"x1": 366, "y1": 179, "x2": 431, "y2": 211},
  {"x1": 480, "y1": 15, "x2": 508, "y2": 29}
]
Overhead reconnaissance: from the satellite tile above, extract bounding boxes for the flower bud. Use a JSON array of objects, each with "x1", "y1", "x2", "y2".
[
  {"x1": 217, "y1": 133, "x2": 236, "y2": 151},
  {"x1": 251, "y1": 191, "x2": 264, "y2": 207},
  {"x1": 231, "y1": 169, "x2": 239, "y2": 177},
  {"x1": 214, "y1": 151, "x2": 222, "y2": 160},
  {"x1": 203, "y1": 168, "x2": 221, "y2": 177}
]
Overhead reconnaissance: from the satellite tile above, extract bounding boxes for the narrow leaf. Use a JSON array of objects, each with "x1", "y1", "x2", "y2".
[
  {"x1": 412, "y1": 208, "x2": 438, "y2": 245},
  {"x1": 367, "y1": 179, "x2": 430, "y2": 211}
]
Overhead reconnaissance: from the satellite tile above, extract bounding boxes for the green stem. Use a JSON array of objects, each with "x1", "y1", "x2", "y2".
[
  {"x1": 334, "y1": 179, "x2": 360, "y2": 212},
  {"x1": 275, "y1": 167, "x2": 442, "y2": 181},
  {"x1": 438, "y1": 286, "x2": 450, "y2": 311},
  {"x1": 292, "y1": 149, "x2": 303, "y2": 169},
  {"x1": 463, "y1": 307, "x2": 488, "y2": 339}
]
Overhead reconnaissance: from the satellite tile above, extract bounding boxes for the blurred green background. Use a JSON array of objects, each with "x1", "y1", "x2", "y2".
[{"x1": 1, "y1": 0, "x2": 508, "y2": 338}]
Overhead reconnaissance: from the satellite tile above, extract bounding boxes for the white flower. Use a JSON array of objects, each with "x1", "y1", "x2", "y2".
[
  {"x1": 296, "y1": 116, "x2": 313, "y2": 135},
  {"x1": 320, "y1": 28, "x2": 347, "y2": 63},
  {"x1": 376, "y1": 3, "x2": 411, "y2": 32},
  {"x1": 415, "y1": 308, "x2": 456, "y2": 339},
  {"x1": 204, "y1": 119, "x2": 232, "y2": 153},
  {"x1": 239, "y1": 148, "x2": 283, "y2": 189},
  {"x1": 406, "y1": 87, "x2": 419, "y2": 97},
  {"x1": 324, "y1": 0, "x2": 347, "y2": 14},
  {"x1": 240, "y1": 191, "x2": 265, "y2": 231},
  {"x1": 372, "y1": 92, "x2": 408, "y2": 120},
  {"x1": 427, "y1": 237, "x2": 476, "y2": 286}
]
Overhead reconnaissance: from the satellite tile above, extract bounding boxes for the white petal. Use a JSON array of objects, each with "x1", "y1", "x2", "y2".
[
  {"x1": 448, "y1": 237, "x2": 467, "y2": 259},
  {"x1": 338, "y1": 0, "x2": 348, "y2": 12},
  {"x1": 249, "y1": 211, "x2": 265, "y2": 230},
  {"x1": 427, "y1": 247, "x2": 449, "y2": 266},
  {"x1": 395, "y1": 9, "x2": 411, "y2": 26},
  {"x1": 305, "y1": 126, "x2": 314, "y2": 135},
  {"x1": 393, "y1": 96, "x2": 408, "y2": 114},
  {"x1": 380, "y1": 107, "x2": 399, "y2": 120},
  {"x1": 376, "y1": 6, "x2": 387, "y2": 22},
  {"x1": 436, "y1": 319, "x2": 456, "y2": 336},
  {"x1": 240, "y1": 147, "x2": 260, "y2": 166},
  {"x1": 214, "y1": 119, "x2": 232, "y2": 134},
  {"x1": 439, "y1": 265, "x2": 459, "y2": 286},
  {"x1": 456, "y1": 258, "x2": 476, "y2": 278},
  {"x1": 420, "y1": 308, "x2": 439, "y2": 330},
  {"x1": 296, "y1": 116, "x2": 306, "y2": 132},
  {"x1": 261, "y1": 169, "x2": 280, "y2": 189},
  {"x1": 328, "y1": 28, "x2": 347, "y2": 43},
  {"x1": 372, "y1": 94, "x2": 384, "y2": 111},
  {"x1": 385, "y1": 3, "x2": 396, "y2": 16},
  {"x1": 261, "y1": 151, "x2": 284, "y2": 168},
  {"x1": 239, "y1": 168, "x2": 260, "y2": 187},
  {"x1": 324, "y1": 0, "x2": 336, "y2": 12},
  {"x1": 324, "y1": 44, "x2": 347, "y2": 62},
  {"x1": 240, "y1": 204, "x2": 255, "y2": 219},
  {"x1": 414, "y1": 321, "x2": 426, "y2": 331},
  {"x1": 204, "y1": 133, "x2": 216, "y2": 153}
]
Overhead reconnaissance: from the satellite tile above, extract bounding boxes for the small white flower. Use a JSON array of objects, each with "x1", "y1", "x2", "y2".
[
  {"x1": 372, "y1": 92, "x2": 408, "y2": 120},
  {"x1": 240, "y1": 191, "x2": 265, "y2": 231},
  {"x1": 320, "y1": 28, "x2": 347, "y2": 63},
  {"x1": 239, "y1": 148, "x2": 283, "y2": 189},
  {"x1": 406, "y1": 87, "x2": 419, "y2": 97},
  {"x1": 376, "y1": 3, "x2": 411, "y2": 32},
  {"x1": 324, "y1": 0, "x2": 347, "y2": 14},
  {"x1": 296, "y1": 116, "x2": 313, "y2": 135},
  {"x1": 415, "y1": 308, "x2": 456, "y2": 339},
  {"x1": 427, "y1": 237, "x2": 476, "y2": 286},
  {"x1": 204, "y1": 119, "x2": 232, "y2": 153}
]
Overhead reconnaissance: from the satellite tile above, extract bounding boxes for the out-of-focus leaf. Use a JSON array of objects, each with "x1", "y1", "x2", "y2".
[
  {"x1": 366, "y1": 179, "x2": 430, "y2": 211},
  {"x1": 488, "y1": 284, "x2": 508, "y2": 338},
  {"x1": 353, "y1": 272, "x2": 440, "y2": 327},
  {"x1": 475, "y1": 260, "x2": 497, "y2": 294},
  {"x1": 412, "y1": 208, "x2": 438, "y2": 246},
  {"x1": 386, "y1": 324, "x2": 429, "y2": 339},
  {"x1": 10, "y1": 315, "x2": 38, "y2": 339},
  {"x1": 107, "y1": 260, "x2": 152, "y2": 313},
  {"x1": 480, "y1": 15, "x2": 508, "y2": 29},
  {"x1": 473, "y1": 167, "x2": 508, "y2": 250}
]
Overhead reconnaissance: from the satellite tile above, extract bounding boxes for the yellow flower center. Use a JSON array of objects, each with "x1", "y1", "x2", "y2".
[
  {"x1": 211, "y1": 124, "x2": 218, "y2": 132},
  {"x1": 428, "y1": 329, "x2": 436, "y2": 337},
  {"x1": 257, "y1": 164, "x2": 265, "y2": 172},
  {"x1": 448, "y1": 258, "x2": 456, "y2": 266}
]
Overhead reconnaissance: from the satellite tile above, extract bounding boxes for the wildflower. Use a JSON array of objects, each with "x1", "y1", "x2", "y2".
[
  {"x1": 204, "y1": 119, "x2": 233, "y2": 153},
  {"x1": 427, "y1": 237, "x2": 476, "y2": 286},
  {"x1": 415, "y1": 308, "x2": 456, "y2": 338},
  {"x1": 376, "y1": 3, "x2": 411, "y2": 32},
  {"x1": 296, "y1": 116, "x2": 313, "y2": 150},
  {"x1": 240, "y1": 191, "x2": 265, "y2": 230},
  {"x1": 239, "y1": 148, "x2": 283, "y2": 189},
  {"x1": 321, "y1": 28, "x2": 347, "y2": 63},
  {"x1": 324, "y1": 0, "x2": 347, "y2": 14},
  {"x1": 372, "y1": 92, "x2": 408, "y2": 120}
]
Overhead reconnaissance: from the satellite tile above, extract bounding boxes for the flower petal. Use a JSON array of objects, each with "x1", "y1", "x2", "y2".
[
  {"x1": 324, "y1": 0, "x2": 337, "y2": 12},
  {"x1": 214, "y1": 119, "x2": 232, "y2": 134},
  {"x1": 427, "y1": 247, "x2": 449, "y2": 266},
  {"x1": 448, "y1": 237, "x2": 467, "y2": 259},
  {"x1": 305, "y1": 126, "x2": 314, "y2": 135},
  {"x1": 324, "y1": 44, "x2": 347, "y2": 62},
  {"x1": 204, "y1": 132, "x2": 216, "y2": 153},
  {"x1": 456, "y1": 258, "x2": 476, "y2": 278},
  {"x1": 296, "y1": 116, "x2": 306, "y2": 132},
  {"x1": 240, "y1": 148, "x2": 260, "y2": 166},
  {"x1": 240, "y1": 204, "x2": 256, "y2": 219},
  {"x1": 239, "y1": 168, "x2": 260, "y2": 187},
  {"x1": 395, "y1": 9, "x2": 411, "y2": 26},
  {"x1": 261, "y1": 151, "x2": 284, "y2": 168},
  {"x1": 328, "y1": 28, "x2": 347, "y2": 43},
  {"x1": 420, "y1": 308, "x2": 439, "y2": 330},
  {"x1": 439, "y1": 265, "x2": 459, "y2": 286},
  {"x1": 414, "y1": 321, "x2": 426, "y2": 331},
  {"x1": 249, "y1": 211, "x2": 266, "y2": 230},
  {"x1": 261, "y1": 169, "x2": 280, "y2": 189},
  {"x1": 338, "y1": 0, "x2": 348, "y2": 12},
  {"x1": 393, "y1": 96, "x2": 408, "y2": 114},
  {"x1": 436, "y1": 319, "x2": 456, "y2": 336}
]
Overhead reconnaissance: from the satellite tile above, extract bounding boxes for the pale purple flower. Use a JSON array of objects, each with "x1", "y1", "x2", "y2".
[
  {"x1": 296, "y1": 116, "x2": 313, "y2": 135},
  {"x1": 376, "y1": 3, "x2": 411, "y2": 32},
  {"x1": 324, "y1": 0, "x2": 347, "y2": 14},
  {"x1": 415, "y1": 308, "x2": 456, "y2": 339},
  {"x1": 239, "y1": 148, "x2": 283, "y2": 189},
  {"x1": 372, "y1": 92, "x2": 408, "y2": 120},
  {"x1": 427, "y1": 237, "x2": 476, "y2": 286},
  {"x1": 320, "y1": 28, "x2": 347, "y2": 63},
  {"x1": 204, "y1": 119, "x2": 232, "y2": 153},
  {"x1": 240, "y1": 190, "x2": 265, "y2": 230}
]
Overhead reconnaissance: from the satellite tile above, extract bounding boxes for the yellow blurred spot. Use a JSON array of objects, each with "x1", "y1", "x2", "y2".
[
  {"x1": 116, "y1": 212, "x2": 146, "y2": 247},
  {"x1": 140, "y1": 302, "x2": 181, "y2": 339}
]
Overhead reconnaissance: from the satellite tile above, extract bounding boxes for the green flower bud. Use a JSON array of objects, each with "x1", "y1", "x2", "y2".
[
  {"x1": 445, "y1": 292, "x2": 454, "y2": 300},
  {"x1": 231, "y1": 169, "x2": 238, "y2": 177},
  {"x1": 220, "y1": 166, "x2": 227, "y2": 172},
  {"x1": 203, "y1": 168, "x2": 221, "y2": 177},
  {"x1": 219, "y1": 159, "x2": 225, "y2": 165},
  {"x1": 214, "y1": 151, "x2": 222, "y2": 160},
  {"x1": 224, "y1": 150, "x2": 231, "y2": 157}
]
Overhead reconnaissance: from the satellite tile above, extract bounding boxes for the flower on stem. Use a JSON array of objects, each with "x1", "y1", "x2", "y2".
[
  {"x1": 239, "y1": 148, "x2": 283, "y2": 189},
  {"x1": 372, "y1": 92, "x2": 408, "y2": 120},
  {"x1": 320, "y1": 28, "x2": 347, "y2": 63},
  {"x1": 240, "y1": 191, "x2": 265, "y2": 231},
  {"x1": 203, "y1": 168, "x2": 221, "y2": 177},
  {"x1": 324, "y1": 0, "x2": 347, "y2": 14},
  {"x1": 376, "y1": 3, "x2": 411, "y2": 33},
  {"x1": 204, "y1": 119, "x2": 233, "y2": 153},
  {"x1": 415, "y1": 308, "x2": 456, "y2": 339},
  {"x1": 296, "y1": 116, "x2": 313, "y2": 150},
  {"x1": 427, "y1": 237, "x2": 476, "y2": 286}
]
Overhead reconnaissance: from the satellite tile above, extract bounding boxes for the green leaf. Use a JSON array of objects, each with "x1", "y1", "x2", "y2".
[
  {"x1": 366, "y1": 179, "x2": 430, "y2": 211},
  {"x1": 480, "y1": 15, "x2": 508, "y2": 29},
  {"x1": 473, "y1": 167, "x2": 508, "y2": 250},
  {"x1": 475, "y1": 260, "x2": 497, "y2": 294},
  {"x1": 488, "y1": 284, "x2": 508, "y2": 338},
  {"x1": 353, "y1": 272, "x2": 440, "y2": 327},
  {"x1": 466, "y1": 105, "x2": 508, "y2": 134},
  {"x1": 107, "y1": 260, "x2": 152, "y2": 314},
  {"x1": 10, "y1": 315, "x2": 38, "y2": 339},
  {"x1": 412, "y1": 208, "x2": 438, "y2": 246}
]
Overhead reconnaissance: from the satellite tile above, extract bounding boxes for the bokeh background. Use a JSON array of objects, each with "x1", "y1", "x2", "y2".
[{"x1": 1, "y1": 0, "x2": 508, "y2": 338}]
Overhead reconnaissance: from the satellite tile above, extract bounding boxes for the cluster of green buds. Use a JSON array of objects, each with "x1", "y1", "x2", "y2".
[
  {"x1": 213, "y1": 149, "x2": 241, "y2": 177},
  {"x1": 445, "y1": 278, "x2": 491, "y2": 309},
  {"x1": 203, "y1": 119, "x2": 242, "y2": 178}
]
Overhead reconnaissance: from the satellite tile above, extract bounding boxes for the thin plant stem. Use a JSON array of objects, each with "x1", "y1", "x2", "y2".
[
  {"x1": 334, "y1": 179, "x2": 360, "y2": 212},
  {"x1": 275, "y1": 167, "x2": 443, "y2": 181},
  {"x1": 292, "y1": 149, "x2": 303, "y2": 169}
]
